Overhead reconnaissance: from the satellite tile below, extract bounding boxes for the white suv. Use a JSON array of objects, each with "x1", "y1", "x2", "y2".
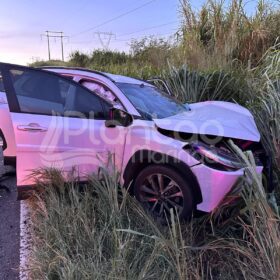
[{"x1": 0, "y1": 63, "x2": 264, "y2": 218}]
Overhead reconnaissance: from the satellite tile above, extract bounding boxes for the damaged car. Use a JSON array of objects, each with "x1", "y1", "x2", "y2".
[{"x1": 0, "y1": 63, "x2": 266, "y2": 218}]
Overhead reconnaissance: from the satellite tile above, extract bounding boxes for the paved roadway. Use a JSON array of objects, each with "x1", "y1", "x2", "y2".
[{"x1": 0, "y1": 177, "x2": 20, "y2": 280}]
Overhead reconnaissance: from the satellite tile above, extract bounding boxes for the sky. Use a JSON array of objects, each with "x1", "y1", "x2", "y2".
[{"x1": 0, "y1": 0, "x2": 264, "y2": 65}]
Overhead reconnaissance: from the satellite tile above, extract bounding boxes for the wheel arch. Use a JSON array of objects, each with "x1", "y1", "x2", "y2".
[{"x1": 123, "y1": 150, "x2": 202, "y2": 205}]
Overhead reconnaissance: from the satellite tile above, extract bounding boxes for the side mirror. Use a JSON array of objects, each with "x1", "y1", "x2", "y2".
[{"x1": 105, "y1": 108, "x2": 133, "y2": 128}]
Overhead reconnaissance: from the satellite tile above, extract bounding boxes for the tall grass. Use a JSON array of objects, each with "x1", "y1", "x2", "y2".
[
  {"x1": 246, "y1": 45, "x2": 280, "y2": 169},
  {"x1": 179, "y1": 0, "x2": 280, "y2": 70},
  {"x1": 27, "y1": 149, "x2": 280, "y2": 280},
  {"x1": 164, "y1": 65, "x2": 248, "y2": 104}
]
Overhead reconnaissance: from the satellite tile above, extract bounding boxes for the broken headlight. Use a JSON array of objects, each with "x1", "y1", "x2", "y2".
[{"x1": 185, "y1": 141, "x2": 245, "y2": 171}]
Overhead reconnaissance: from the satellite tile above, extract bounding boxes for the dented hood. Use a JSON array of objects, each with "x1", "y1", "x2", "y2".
[{"x1": 154, "y1": 101, "x2": 260, "y2": 142}]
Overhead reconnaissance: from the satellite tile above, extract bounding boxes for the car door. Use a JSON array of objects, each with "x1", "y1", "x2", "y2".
[
  {"x1": 61, "y1": 78, "x2": 128, "y2": 179},
  {"x1": 0, "y1": 63, "x2": 127, "y2": 186},
  {"x1": 66, "y1": 78, "x2": 127, "y2": 175}
]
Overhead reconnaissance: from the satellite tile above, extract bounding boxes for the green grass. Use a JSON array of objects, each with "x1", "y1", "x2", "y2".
[{"x1": 28, "y1": 147, "x2": 280, "y2": 279}]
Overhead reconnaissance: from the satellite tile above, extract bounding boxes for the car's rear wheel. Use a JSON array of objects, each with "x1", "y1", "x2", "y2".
[{"x1": 134, "y1": 165, "x2": 194, "y2": 220}]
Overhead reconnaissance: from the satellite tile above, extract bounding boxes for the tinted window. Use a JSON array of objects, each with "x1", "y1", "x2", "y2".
[
  {"x1": 59, "y1": 79, "x2": 72, "y2": 99},
  {"x1": 82, "y1": 81, "x2": 118, "y2": 103},
  {"x1": 9, "y1": 68, "x2": 106, "y2": 118},
  {"x1": 65, "y1": 85, "x2": 105, "y2": 119},
  {"x1": 10, "y1": 69, "x2": 66, "y2": 114},
  {"x1": 82, "y1": 80, "x2": 124, "y2": 110}
]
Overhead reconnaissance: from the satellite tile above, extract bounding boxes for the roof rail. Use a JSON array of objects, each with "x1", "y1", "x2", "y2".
[{"x1": 39, "y1": 66, "x2": 116, "y2": 82}]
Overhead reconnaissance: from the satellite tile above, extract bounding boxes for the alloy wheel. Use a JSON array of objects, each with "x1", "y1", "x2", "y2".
[{"x1": 139, "y1": 173, "x2": 184, "y2": 218}]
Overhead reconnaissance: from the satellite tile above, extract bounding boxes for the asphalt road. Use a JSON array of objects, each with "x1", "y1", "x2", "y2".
[{"x1": 0, "y1": 177, "x2": 20, "y2": 280}]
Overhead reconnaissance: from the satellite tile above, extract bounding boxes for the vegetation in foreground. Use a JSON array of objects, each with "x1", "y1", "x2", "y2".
[{"x1": 28, "y1": 147, "x2": 280, "y2": 279}]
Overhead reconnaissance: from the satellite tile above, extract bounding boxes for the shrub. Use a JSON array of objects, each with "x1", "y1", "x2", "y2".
[{"x1": 69, "y1": 51, "x2": 90, "y2": 67}]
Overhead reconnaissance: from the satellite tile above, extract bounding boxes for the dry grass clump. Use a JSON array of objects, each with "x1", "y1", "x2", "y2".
[{"x1": 179, "y1": 0, "x2": 280, "y2": 70}]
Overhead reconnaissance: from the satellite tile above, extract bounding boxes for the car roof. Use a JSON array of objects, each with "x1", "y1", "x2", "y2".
[
  {"x1": 103, "y1": 72, "x2": 149, "y2": 85},
  {"x1": 40, "y1": 66, "x2": 151, "y2": 86}
]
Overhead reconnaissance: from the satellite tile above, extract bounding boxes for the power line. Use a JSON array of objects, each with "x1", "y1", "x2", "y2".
[
  {"x1": 71, "y1": 0, "x2": 156, "y2": 37},
  {"x1": 117, "y1": 20, "x2": 179, "y2": 38},
  {"x1": 115, "y1": 31, "x2": 177, "y2": 42},
  {"x1": 70, "y1": 21, "x2": 178, "y2": 45},
  {"x1": 70, "y1": 30, "x2": 177, "y2": 46}
]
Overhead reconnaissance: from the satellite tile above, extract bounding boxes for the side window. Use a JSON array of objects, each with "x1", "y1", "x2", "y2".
[
  {"x1": 64, "y1": 85, "x2": 106, "y2": 119},
  {"x1": 59, "y1": 79, "x2": 71, "y2": 100},
  {"x1": 8, "y1": 68, "x2": 107, "y2": 119},
  {"x1": 81, "y1": 80, "x2": 122, "y2": 108},
  {"x1": 9, "y1": 69, "x2": 66, "y2": 115}
]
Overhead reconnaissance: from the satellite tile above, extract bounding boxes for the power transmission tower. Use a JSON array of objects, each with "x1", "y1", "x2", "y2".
[
  {"x1": 94, "y1": 32, "x2": 116, "y2": 50},
  {"x1": 41, "y1": 31, "x2": 69, "y2": 61}
]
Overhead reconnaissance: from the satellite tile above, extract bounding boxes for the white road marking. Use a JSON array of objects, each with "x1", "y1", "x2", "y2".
[{"x1": 19, "y1": 200, "x2": 31, "y2": 280}]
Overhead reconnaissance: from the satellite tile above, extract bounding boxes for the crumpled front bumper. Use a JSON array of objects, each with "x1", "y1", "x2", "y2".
[{"x1": 191, "y1": 164, "x2": 263, "y2": 212}]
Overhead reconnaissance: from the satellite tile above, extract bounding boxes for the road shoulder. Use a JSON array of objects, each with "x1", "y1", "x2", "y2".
[{"x1": 0, "y1": 177, "x2": 20, "y2": 280}]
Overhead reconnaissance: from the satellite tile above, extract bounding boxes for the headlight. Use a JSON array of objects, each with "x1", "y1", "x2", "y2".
[{"x1": 185, "y1": 141, "x2": 245, "y2": 170}]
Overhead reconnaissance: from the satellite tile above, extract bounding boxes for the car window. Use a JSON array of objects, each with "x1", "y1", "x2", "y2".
[
  {"x1": 117, "y1": 83, "x2": 188, "y2": 119},
  {"x1": 8, "y1": 68, "x2": 107, "y2": 119},
  {"x1": 9, "y1": 69, "x2": 66, "y2": 114},
  {"x1": 64, "y1": 85, "x2": 106, "y2": 119},
  {"x1": 81, "y1": 80, "x2": 121, "y2": 107},
  {"x1": 59, "y1": 79, "x2": 72, "y2": 99}
]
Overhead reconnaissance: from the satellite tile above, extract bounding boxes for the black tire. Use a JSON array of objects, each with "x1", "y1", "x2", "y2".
[{"x1": 134, "y1": 165, "x2": 194, "y2": 220}]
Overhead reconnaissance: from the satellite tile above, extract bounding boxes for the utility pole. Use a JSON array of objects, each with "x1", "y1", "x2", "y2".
[
  {"x1": 46, "y1": 31, "x2": 51, "y2": 60},
  {"x1": 94, "y1": 32, "x2": 116, "y2": 51},
  {"x1": 41, "y1": 31, "x2": 69, "y2": 61},
  {"x1": 61, "y1": 33, "x2": 65, "y2": 62}
]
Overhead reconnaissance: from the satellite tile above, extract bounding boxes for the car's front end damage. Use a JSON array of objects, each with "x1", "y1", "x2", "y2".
[
  {"x1": 185, "y1": 138, "x2": 265, "y2": 212},
  {"x1": 154, "y1": 100, "x2": 269, "y2": 212}
]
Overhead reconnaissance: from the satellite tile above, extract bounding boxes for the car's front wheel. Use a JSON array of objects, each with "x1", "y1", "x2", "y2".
[{"x1": 134, "y1": 165, "x2": 194, "y2": 220}]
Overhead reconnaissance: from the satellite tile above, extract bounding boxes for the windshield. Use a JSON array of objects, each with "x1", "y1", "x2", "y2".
[{"x1": 117, "y1": 83, "x2": 189, "y2": 119}]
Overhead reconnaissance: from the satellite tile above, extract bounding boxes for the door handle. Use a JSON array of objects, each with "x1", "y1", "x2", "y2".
[{"x1": 17, "y1": 123, "x2": 48, "y2": 132}]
